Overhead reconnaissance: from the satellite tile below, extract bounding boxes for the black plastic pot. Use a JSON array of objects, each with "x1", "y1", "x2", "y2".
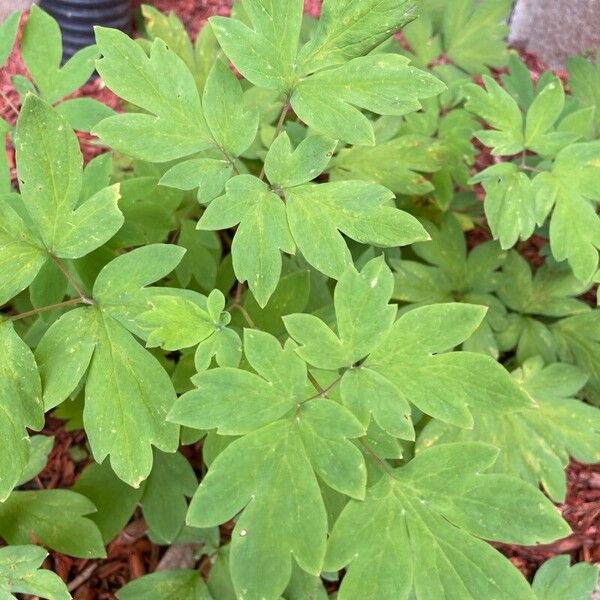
[{"x1": 39, "y1": 0, "x2": 132, "y2": 62}]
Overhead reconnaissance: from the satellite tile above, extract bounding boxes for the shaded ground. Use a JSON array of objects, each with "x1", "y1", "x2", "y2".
[{"x1": 1, "y1": 0, "x2": 599, "y2": 597}]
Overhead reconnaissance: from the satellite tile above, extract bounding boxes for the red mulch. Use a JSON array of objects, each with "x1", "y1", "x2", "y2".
[{"x1": 2, "y1": 0, "x2": 599, "y2": 596}]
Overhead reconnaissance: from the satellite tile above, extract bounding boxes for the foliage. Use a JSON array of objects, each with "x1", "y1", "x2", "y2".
[{"x1": 0, "y1": 0, "x2": 599, "y2": 598}]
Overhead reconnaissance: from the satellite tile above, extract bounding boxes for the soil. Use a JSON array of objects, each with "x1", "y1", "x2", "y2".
[{"x1": 1, "y1": 1, "x2": 599, "y2": 597}]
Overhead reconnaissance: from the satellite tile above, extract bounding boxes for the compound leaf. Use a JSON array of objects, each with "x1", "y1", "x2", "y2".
[
  {"x1": 326, "y1": 443, "x2": 569, "y2": 600},
  {"x1": 419, "y1": 360, "x2": 600, "y2": 502}
]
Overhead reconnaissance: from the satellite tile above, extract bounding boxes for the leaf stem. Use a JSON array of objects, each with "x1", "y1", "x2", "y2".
[
  {"x1": 259, "y1": 99, "x2": 291, "y2": 181},
  {"x1": 227, "y1": 303, "x2": 258, "y2": 329},
  {"x1": 9, "y1": 297, "x2": 87, "y2": 322},
  {"x1": 305, "y1": 371, "x2": 343, "y2": 401},
  {"x1": 50, "y1": 254, "x2": 92, "y2": 303}
]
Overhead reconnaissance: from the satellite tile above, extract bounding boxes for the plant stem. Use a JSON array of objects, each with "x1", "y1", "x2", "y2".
[
  {"x1": 9, "y1": 297, "x2": 87, "y2": 322},
  {"x1": 259, "y1": 99, "x2": 291, "y2": 181}
]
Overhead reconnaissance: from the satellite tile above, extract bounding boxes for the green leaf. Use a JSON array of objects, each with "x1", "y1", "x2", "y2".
[
  {"x1": 264, "y1": 133, "x2": 337, "y2": 189},
  {"x1": 285, "y1": 181, "x2": 428, "y2": 279},
  {"x1": 17, "y1": 435, "x2": 54, "y2": 486},
  {"x1": 291, "y1": 55, "x2": 444, "y2": 145},
  {"x1": 117, "y1": 570, "x2": 210, "y2": 600},
  {"x1": 72, "y1": 460, "x2": 142, "y2": 543},
  {"x1": 532, "y1": 142, "x2": 600, "y2": 282},
  {"x1": 326, "y1": 443, "x2": 569, "y2": 600},
  {"x1": 465, "y1": 75, "x2": 524, "y2": 155},
  {"x1": 330, "y1": 134, "x2": 446, "y2": 195},
  {"x1": 36, "y1": 246, "x2": 184, "y2": 486},
  {"x1": 56, "y1": 97, "x2": 116, "y2": 132},
  {"x1": 442, "y1": 0, "x2": 511, "y2": 74},
  {"x1": 15, "y1": 94, "x2": 123, "y2": 258},
  {"x1": 0, "y1": 197, "x2": 47, "y2": 306},
  {"x1": 297, "y1": 0, "x2": 417, "y2": 73},
  {"x1": 471, "y1": 163, "x2": 535, "y2": 248},
  {"x1": 284, "y1": 258, "x2": 397, "y2": 369},
  {"x1": 0, "y1": 490, "x2": 105, "y2": 558},
  {"x1": 209, "y1": 0, "x2": 303, "y2": 92},
  {"x1": 525, "y1": 77, "x2": 565, "y2": 148},
  {"x1": 203, "y1": 59, "x2": 258, "y2": 157},
  {"x1": 93, "y1": 27, "x2": 211, "y2": 161},
  {"x1": 21, "y1": 6, "x2": 99, "y2": 103},
  {"x1": 141, "y1": 4, "x2": 195, "y2": 73},
  {"x1": 170, "y1": 329, "x2": 305, "y2": 434},
  {"x1": 187, "y1": 421, "x2": 327, "y2": 599},
  {"x1": 0, "y1": 322, "x2": 44, "y2": 501},
  {"x1": 497, "y1": 251, "x2": 589, "y2": 318},
  {"x1": 0, "y1": 545, "x2": 69, "y2": 600},
  {"x1": 170, "y1": 328, "x2": 367, "y2": 598},
  {"x1": 552, "y1": 312, "x2": 600, "y2": 396},
  {"x1": 568, "y1": 53, "x2": 600, "y2": 135},
  {"x1": 419, "y1": 360, "x2": 600, "y2": 502},
  {"x1": 160, "y1": 158, "x2": 232, "y2": 204},
  {"x1": 198, "y1": 175, "x2": 294, "y2": 307},
  {"x1": 140, "y1": 450, "x2": 197, "y2": 542},
  {"x1": 0, "y1": 11, "x2": 20, "y2": 68},
  {"x1": 136, "y1": 293, "x2": 217, "y2": 351},
  {"x1": 532, "y1": 555, "x2": 599, "y2": 600}
]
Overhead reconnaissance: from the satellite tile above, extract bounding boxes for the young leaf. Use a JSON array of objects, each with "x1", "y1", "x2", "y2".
[
  {"x1": 209, "y1": 0, "x2": 303, "y2": 92},
  {"x1": 117, "y1": 570, "x2": 210, "y2": 600},
  {"x1": 15, "y1": 94, "x2": 123, "y2": 258},
  {"x1": 0, "y1": 321, "x2": 44, "y2": 501},
  {"x1": 21, "y1": 6, "x2": 99, "y2": 103},
  {"x1": 0, "y1": 490, "x2": 105, "y2": 558},
  {"x1": 298, "y1": 0, "x2": 417, "y2": 73},
  {"x1": 532, "y1": 555, "x2": 599, "y2": 600},
  {"x1": 418, "y1": 360, "x2": 600, "y2": 502},
  {"x1": 326, "y1": 443, "x2": 569, "y2": 600},
  {"x1": 0, "y1": 545, "x2": 70, "y2": 600}
]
